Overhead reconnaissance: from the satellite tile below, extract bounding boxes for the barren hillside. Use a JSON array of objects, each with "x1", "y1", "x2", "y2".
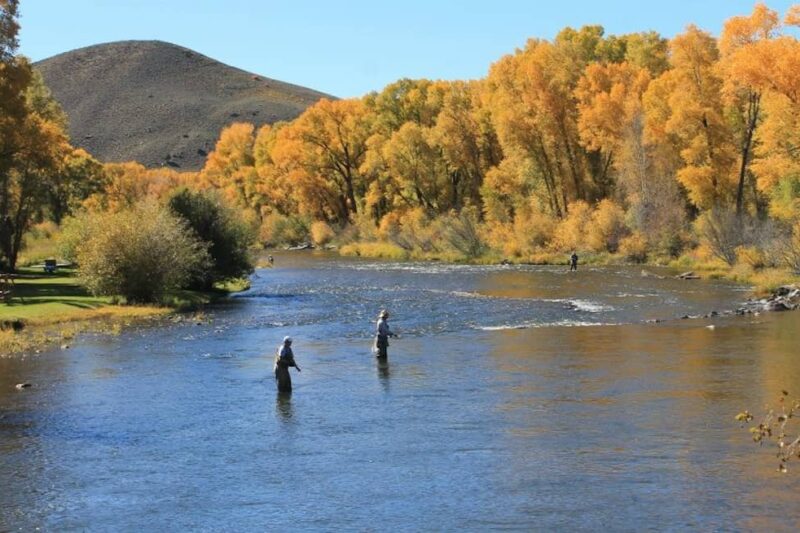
[{"x1": 35, "y1": 40, "x2": 331, "y2": 170}]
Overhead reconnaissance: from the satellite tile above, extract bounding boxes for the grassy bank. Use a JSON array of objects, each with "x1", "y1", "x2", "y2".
[
  {"x1": 0, "y1": 267, "x2": 245, "y2": 356},
  {"x1": 335, "y1": 241, "x2": 800, "y2": 294}
]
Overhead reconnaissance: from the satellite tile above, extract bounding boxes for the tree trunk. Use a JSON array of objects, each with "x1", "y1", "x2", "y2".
[{"x1": 735, "y1": 92, "x2": 760, "y2": 218}]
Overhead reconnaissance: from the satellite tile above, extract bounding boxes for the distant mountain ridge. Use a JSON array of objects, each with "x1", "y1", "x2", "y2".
[{"x1": 34, "y1": 40, "x2": 332, "y2": 170}]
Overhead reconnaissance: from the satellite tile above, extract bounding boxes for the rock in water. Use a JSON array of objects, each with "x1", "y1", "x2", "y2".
[{"x1": 764, "y1": 300, "x2": 793, "y2": 312}]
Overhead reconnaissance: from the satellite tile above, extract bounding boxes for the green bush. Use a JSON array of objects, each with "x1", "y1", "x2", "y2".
[
  {"x1": 74, "y1": 202, "x2": 210, "y2": 303},
  {"x1": 59, "y1": 214, "x2": 91, "y2": 264},
  {"x1": 259, "y1": 213, "x2": 310, "y2": 246},
  {"x1": 168, "y1": 188, "x2": 255, "y2": 289}
]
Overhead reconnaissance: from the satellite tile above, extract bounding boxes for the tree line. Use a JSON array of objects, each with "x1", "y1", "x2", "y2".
[
  {"x1": 179, "y1": 3, "x2": 800, "y2": 267},
  {"x1": 3, "y1": 2, "x2": 800, "y2": 279}
]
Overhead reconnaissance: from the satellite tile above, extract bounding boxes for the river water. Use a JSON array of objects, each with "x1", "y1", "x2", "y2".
[{"x1": 1, "y1": 252, "x2": 800, "y2": 531}]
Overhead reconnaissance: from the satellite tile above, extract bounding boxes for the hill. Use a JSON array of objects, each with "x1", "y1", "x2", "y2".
[{"x1": 34, "y1": 40, "x2": 332, "y2": 170}]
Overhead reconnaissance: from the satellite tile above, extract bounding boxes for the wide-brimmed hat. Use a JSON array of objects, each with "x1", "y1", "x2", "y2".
[
  {"x1": 379, "y1": 310, "x2": 389, "y2": 318},
  {"x1": 283, "y1": 336, "x2": 293, "y2": 344}
]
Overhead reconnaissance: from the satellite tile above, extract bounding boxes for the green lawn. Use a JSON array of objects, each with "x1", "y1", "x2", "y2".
[
  {"x1": 0, "y1": 267, "x2": 114, "y2": 322},
  {"x1": 1, "y1": 267, "x2": 247, "y2": 324}
]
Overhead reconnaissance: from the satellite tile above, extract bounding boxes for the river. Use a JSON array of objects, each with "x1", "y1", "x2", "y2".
[{"x1": 1, "y1": 252, "x2": 799, "y2": 530}]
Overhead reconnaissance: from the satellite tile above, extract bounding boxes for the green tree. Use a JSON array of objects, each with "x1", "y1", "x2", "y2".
[{"x1": 168, "y1": 188, "x2": 254, "y2": 289}]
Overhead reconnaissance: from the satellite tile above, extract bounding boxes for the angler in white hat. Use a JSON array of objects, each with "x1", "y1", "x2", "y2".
[
  {"x1": 374, "y1": 310, "x2": 397, "y2": 359},
  {"x1": 274, "y1": 336, "x2": 301, "y2": 392}
]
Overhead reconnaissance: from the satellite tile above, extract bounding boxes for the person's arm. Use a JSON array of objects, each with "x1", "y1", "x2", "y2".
[{"x1": 287, "y1": 348, "x2": 300, "y2": 371}]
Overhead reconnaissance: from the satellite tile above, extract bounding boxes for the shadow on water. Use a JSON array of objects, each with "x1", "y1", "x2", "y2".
[{"x1": 275, "y1": 391, "x2": 293, "y2": 422}]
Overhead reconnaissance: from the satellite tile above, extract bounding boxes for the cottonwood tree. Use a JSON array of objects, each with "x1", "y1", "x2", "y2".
[{"x1": 644, "y1": 26, "x2": 737, "y2": 211}]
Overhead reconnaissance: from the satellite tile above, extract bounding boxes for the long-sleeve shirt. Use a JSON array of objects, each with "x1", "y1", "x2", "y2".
[
  {"x1": 275, "y1": 345, "x2": 297, "y2": 368},
  {"x1": 376, "y1": 318, "x2": 392, "y2": 338}
]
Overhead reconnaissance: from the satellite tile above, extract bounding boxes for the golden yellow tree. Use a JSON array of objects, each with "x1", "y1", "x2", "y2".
[
  {"x1": 432, "y1": 81, "x2": 499, "y2": 210},
  {"x1": 199, "y1": 122, "x2": 261, "y2": 210},
  {"x1": 644, "y1": 26, "x2": 737, "y2": 210},
  {"x1": 728, "y1": 6, "x2": 800, "y2": 221},
  {"x1": 719, "y1": 3, "x2": 781, "y2": 216},
  {"x1": 272, "y1": 99, "x2": 371, "y2": 223},
  {"x1": 576, "y1": 61, "x2": 651, "y2": 186}
]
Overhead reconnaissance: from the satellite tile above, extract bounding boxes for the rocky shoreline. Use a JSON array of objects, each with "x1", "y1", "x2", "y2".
[{"x1": 662, "y1": 284, "x2": 800, "y2": 323}]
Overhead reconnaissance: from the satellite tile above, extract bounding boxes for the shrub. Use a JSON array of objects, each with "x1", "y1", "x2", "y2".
[
  {"x1": 59, "y1": 215, "x2": 91, "y2": 264},
  {"x1": 75, "y1": 202, "x2": 210, "y2": 303},
  {"x1": 377, "y1": 212, "x2": 403, "y2": 242},
  {"x1": 259, "y1": 213, "x2": 309, "y2": 246},
  {"x1": 485, "y1": 222, "x2": 519, "y2": 257},
  {"x1": 340, "y1": 242, "x2": 408, "y2": 260},
  {"x1": 696, "y1": 208, "x2": 745, "y2": 266},
  {"x1": 440, "y1": 206, "x2": 487, "y2": 259},
  {"x1": 168, "y1": 188, "x2": 255, "y2": 289},
  {"x1": 735, "y1": 245, "x2": 766, "y2": 270},
  {"x1": 551, "y1": 200, "x2": 592, "y2": 252},
  {"x1": 379, "y1": 208, "x2": 441, "y2": 253},
  {"x1": 513, "y1": 209, "x2": 557, "y2": 254},
  {"x1": 619, "y1": 232, "x2": 648, "y2": 263},
  {"x1": 310, "y1": 220, "x2": 335, "y2": 246},
  {"x1": 698, "y1": 208, "x2": 782, "y2": 267},
  {"x1": 785, "y1": 222, "x2": 800, "y2": 274},
  {"x1": 587, "y1": 200, "x2": 628, "y2": 253}
]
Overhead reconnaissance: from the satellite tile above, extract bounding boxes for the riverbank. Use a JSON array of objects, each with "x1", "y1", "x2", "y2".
[
  {"x1": 0, "y1": 268, "x2": 247, "y2": 356},
  {"x1": 335, "y1": 241, "x2": 800, "y2": 295}
]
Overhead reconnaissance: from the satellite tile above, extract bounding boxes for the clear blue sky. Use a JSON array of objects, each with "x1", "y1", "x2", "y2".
[{"x1": 18, "y1": 1, "x2": 794, "y2": 98}]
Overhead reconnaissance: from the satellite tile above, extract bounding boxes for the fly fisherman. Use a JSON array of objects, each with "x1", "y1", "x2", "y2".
[
  {"x1": 374, "y1": 310, "x2": 397, "y2": 359},
  {"x1": 274, "y1": 336, "x2": 301, "y2": 392},
  {"x1": 570, "y1": 252, "x2": 579, "y2": 272}
]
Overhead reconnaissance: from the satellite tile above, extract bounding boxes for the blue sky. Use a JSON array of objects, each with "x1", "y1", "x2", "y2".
[{"x1": 18, "y1": 1, "x2": 794, "y2": 98}]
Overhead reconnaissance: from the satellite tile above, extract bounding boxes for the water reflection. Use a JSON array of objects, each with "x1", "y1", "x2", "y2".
[
  {"x1": 376, "y1": 357, "x2": 391, "y2": 392},
  {"x1": 275, "y1": 391, "x2": 293, "y2": 422}
]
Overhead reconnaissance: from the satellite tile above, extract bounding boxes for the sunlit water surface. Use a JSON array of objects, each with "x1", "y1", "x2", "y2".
[{"x1": 1, "y1": 253, "x2": 799, "y2": 530}]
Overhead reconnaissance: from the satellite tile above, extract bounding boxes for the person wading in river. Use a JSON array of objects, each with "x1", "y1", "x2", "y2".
[
  {"x1": 274, "y1": 336, "x2": 301, "y2": 392},
  {"x1": 569, "y1": 252, "x2": 579, "y2": 272},
  {"x1": 374, "y1": 310, "x2": 397, "y2": 359}
]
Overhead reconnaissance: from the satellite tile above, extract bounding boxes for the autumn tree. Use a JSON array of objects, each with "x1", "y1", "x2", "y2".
[
  {"x1": 432, "y1": 81, "x2": 500, "y2": 210},
  {"x1": 252, "y1": 122, "x2": 298, "y2": 217},
  {"x1": 273, "y1": 98, "x2": 371, "y2": 223},
  {"x1": 735, "y1": 6, "x2": 800, "y2": 222},
  {"x1": 1, "y1": 1, "x2": 74, "y2": 269},
  {"x1": 576, "y1": 61, "x2": 651, "y2": 194},
  {"x1": 365, "y1": 78, "x2": 445, "y2": 133},
  {"x1": 84, "y1": 162, "x2": 188, "y2": 213},
  {"x1": 198, "y1": 122, "x2": 266, "y2": 215},
  {"x1": 719, "y1": 3, "x2": 781, "y2": 217},
  {"x1": 49, "y1": 148, "x2": 107, "y2": 223},
  {"x1": 485, "y1": 43, "x2": 569, "y2": 219},
  {"x1": 644, "y1": 26, "x2": 737, "y2": 211}
]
